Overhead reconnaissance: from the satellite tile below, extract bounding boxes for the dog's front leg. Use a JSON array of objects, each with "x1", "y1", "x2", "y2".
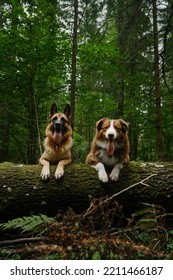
[
  {"x1": 55, "y1": 158, "x2": 71, "y2": 179},
  {"x1": 40, "y1": 158, "x2": 50, "y2": 180},
  {"x1": 110, "y1": 163, "x2": 123, "y2": 181},
  {"x1": 95, "y1": 162, "x2": 108, "y2": 183}
]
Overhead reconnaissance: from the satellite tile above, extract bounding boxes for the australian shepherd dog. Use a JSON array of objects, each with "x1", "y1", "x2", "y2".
[
  {"x1": 86, "y1": 118, "x2": 130, "y2": 182},
  {"x1": 39, "y1": 103, "x2": 73, "y2": 180}
]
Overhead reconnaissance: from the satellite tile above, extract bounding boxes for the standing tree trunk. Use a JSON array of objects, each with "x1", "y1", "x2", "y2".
[
  {"x1": 116, "y1": 0, "x2": 125, "y2": 119},
  {"x1": 0, "y1": 104, "x2": 10, "y2": 162},
  {"x1": 152, "y1": 0, "x2": 164, "y2": 161},
  {"x1": 70, "y1": 0, "x2": 78, "y2": 128},
  {"x1": 27, "y1": 78, "x2": 37, "y2": 164}
]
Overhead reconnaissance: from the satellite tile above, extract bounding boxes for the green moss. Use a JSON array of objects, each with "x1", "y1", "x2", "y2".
[{"x1": 0, "y1": 162, "x2": 14, "y2": 169}]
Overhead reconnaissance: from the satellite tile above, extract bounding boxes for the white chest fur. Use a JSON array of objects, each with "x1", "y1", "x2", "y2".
[
  {"x1": 97, "y1": 149, "x2": 118, "y2": 166},
  {"x1": 96, "y1": 141, "x2": 118, "y2": 167}
]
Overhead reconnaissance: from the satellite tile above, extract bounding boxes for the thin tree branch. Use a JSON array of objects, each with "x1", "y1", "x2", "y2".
[
  {"x1": 0, "y1": 237, "x2": 44, "y2": 247},
  {"x1": 103, "y1": 173, "x2": 157, "y2": 203},
  {"x1": 83, "y1": 173, "x2": 157, "y2": 218}
]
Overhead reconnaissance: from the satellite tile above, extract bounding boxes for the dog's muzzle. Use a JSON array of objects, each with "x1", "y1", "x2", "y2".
[
  {"x1": 54, "y1": 120, "x2": 62, "y2": 133},
  {"x1": 107, "y1": 134, "x2": 115, "y2": 142}
]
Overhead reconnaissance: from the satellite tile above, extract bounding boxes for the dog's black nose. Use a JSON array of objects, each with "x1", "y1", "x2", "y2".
[
  {"x1": 108, "y1": 134, "x2": 114, "y2": 139},
  {"x1": 55, "y1": 122, "x2": 61, "y2": 127},
  {"x1": 53, "y1": 120, "x2": 62, "y2": 132},
  {"x1": 55, "y1": 121, "x2": 61, "y2": 128}
]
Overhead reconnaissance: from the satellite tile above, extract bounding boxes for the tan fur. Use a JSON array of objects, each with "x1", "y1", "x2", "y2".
[
  {"x1": 86, "y1": 118, "x2": 130, "y2": 182},
  {"x1": 39, "y1": 107, "x2": 73, "y2": 180}
]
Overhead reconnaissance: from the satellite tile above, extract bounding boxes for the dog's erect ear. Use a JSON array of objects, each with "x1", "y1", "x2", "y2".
[
  {"x1": 96, "y1": 118, "x2": 108, "y2": 132},
  {"x1": 119, "y1": 119, "x2": 129, "y2": 133},
  {"x1": 64, "y1": 104, "x2": 71, "y2": 119},
  {"x1": 50, "y1": 103, "x2": 58, "y2": 117}
]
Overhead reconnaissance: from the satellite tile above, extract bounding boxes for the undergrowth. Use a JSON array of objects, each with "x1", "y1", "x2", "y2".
[
  {"x1": 0, "y1": 198, "x2": 173, "y2": 260},
  {"x1": 0, "y1": 214, "x2": 54, "y2": 235}
]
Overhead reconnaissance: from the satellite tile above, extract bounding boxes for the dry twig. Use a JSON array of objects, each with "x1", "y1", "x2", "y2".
[
  {"x1": 0, "y1": 237, "x2": 43, "y2": 247},
  {"x1": 83, "y1": 173, "x2": 157, "y2": 218}
]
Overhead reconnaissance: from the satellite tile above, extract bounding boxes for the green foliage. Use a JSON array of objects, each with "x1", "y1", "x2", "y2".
[
  {"x1": 0, "y1": 202, "x2": 173, "y2": 260},
  {"x1": 0, "y1": 0, "x2": 71, "y2": 163},
  {"x1": 1, "y1": 0, "x2": 173, "y2": 162},
  {"x1": 0, "y1": 214, "x2": 54, "y2": 234},
  {"x1": 44, "y1": 253, "x2": 64, "y2": 260},
  {"x1": 72, "y1": 132, "x2": 88, "y2": 163}
]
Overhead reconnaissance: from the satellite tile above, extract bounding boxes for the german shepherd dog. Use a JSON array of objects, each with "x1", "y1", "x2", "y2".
[
  {"x1": 86, "y1": 118, "x2": 130, "y2": 182},
  {"x1": 39, "y1": 103, "x2": 73, "y2": 180}
]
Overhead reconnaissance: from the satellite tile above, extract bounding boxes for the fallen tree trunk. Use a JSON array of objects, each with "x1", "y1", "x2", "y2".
[{"x1": 0, "y1": 162, "x2": 173, "y2": 221}]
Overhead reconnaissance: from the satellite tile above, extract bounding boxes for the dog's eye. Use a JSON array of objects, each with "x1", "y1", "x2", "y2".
[
  {"x1": 61, "y1": 117, "x2": 66, "y2": 122},
  {"x1": 52, "y1": 116, "x2": 57, "y2": 121},
  {"x1": 102, "y1": 126, "x2": 108, "y2": 130},
  {"x1": 61, "y1": 117, "x2": 66, "y2": 124},
  {"x1": 114, "y1": 126, "x2": 121, "y2": 131}
]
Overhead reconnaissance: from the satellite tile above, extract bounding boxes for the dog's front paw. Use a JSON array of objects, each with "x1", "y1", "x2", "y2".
[
  {"x1": 55, "y1": 167, "x2": 64, "y2": 180},
  {"x1": 98, "y1": 170, "x2": 109, "y2": 183},
  {"x1": 95, "y1": 162, "x2": 108, "y2": 183},
  {"x1": 40, "y1": 167, "x2": 50, "y2": 181},
  {"x1": 110, "y1": 169, "x2": 119, "y2": 181},
  {"x1": 110, "y1": 163, "x2": 123, "y2": 181},
  {"x1": 110, "y1": 168, "x2": 120, "y2": 181}
]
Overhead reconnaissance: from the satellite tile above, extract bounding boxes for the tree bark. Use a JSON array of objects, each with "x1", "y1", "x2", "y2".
[
  {"x1": 152, "y1": 0, "x2": 164, "y2": 160},
  {"x1": 70, "y1": 0, "x2": 78, "y2": 128},
  {"x1": 0, "y1": 162, "x2": 173, "y2": 221}
]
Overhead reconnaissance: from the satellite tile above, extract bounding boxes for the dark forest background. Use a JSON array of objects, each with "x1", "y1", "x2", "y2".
[{"x1": 1, "y1": 0, "x2": 173, "y2": 164}]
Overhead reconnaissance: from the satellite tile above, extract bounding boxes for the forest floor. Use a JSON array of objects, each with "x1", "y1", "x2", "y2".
[{"x1": 0, "y1": 197, "x2": 173, "y2": 260}]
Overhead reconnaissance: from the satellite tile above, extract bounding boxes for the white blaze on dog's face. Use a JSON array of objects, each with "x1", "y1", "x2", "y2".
[
  {"x1": 105, "y1": 120, "x2": 117, "y2": 155},
  {"x1": 105, "y1": 120, "x2": 117, "y2": 139}
]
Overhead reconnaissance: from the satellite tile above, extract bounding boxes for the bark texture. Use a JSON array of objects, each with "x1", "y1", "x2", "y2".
[{"x1": 0, "y1": 162, "x2": 173, "y2": 221}]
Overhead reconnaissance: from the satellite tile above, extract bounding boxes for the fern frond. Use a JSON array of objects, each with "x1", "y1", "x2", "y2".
[{"x1": 0, "y1": 214, "x2": 54, "y2": 234}]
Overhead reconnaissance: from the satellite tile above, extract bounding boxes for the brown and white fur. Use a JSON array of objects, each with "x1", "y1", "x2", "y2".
[
  {"x1": 86, "y1": 118, "x2": 130, "y2": 182},
  {"x1": 39, "y1": 103, "x2": 73, "y2": 180}
]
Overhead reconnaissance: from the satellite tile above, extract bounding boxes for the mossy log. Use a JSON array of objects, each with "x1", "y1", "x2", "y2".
[{"x1": 0, "y1": 162, "x2": 173, "y2": 221}]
